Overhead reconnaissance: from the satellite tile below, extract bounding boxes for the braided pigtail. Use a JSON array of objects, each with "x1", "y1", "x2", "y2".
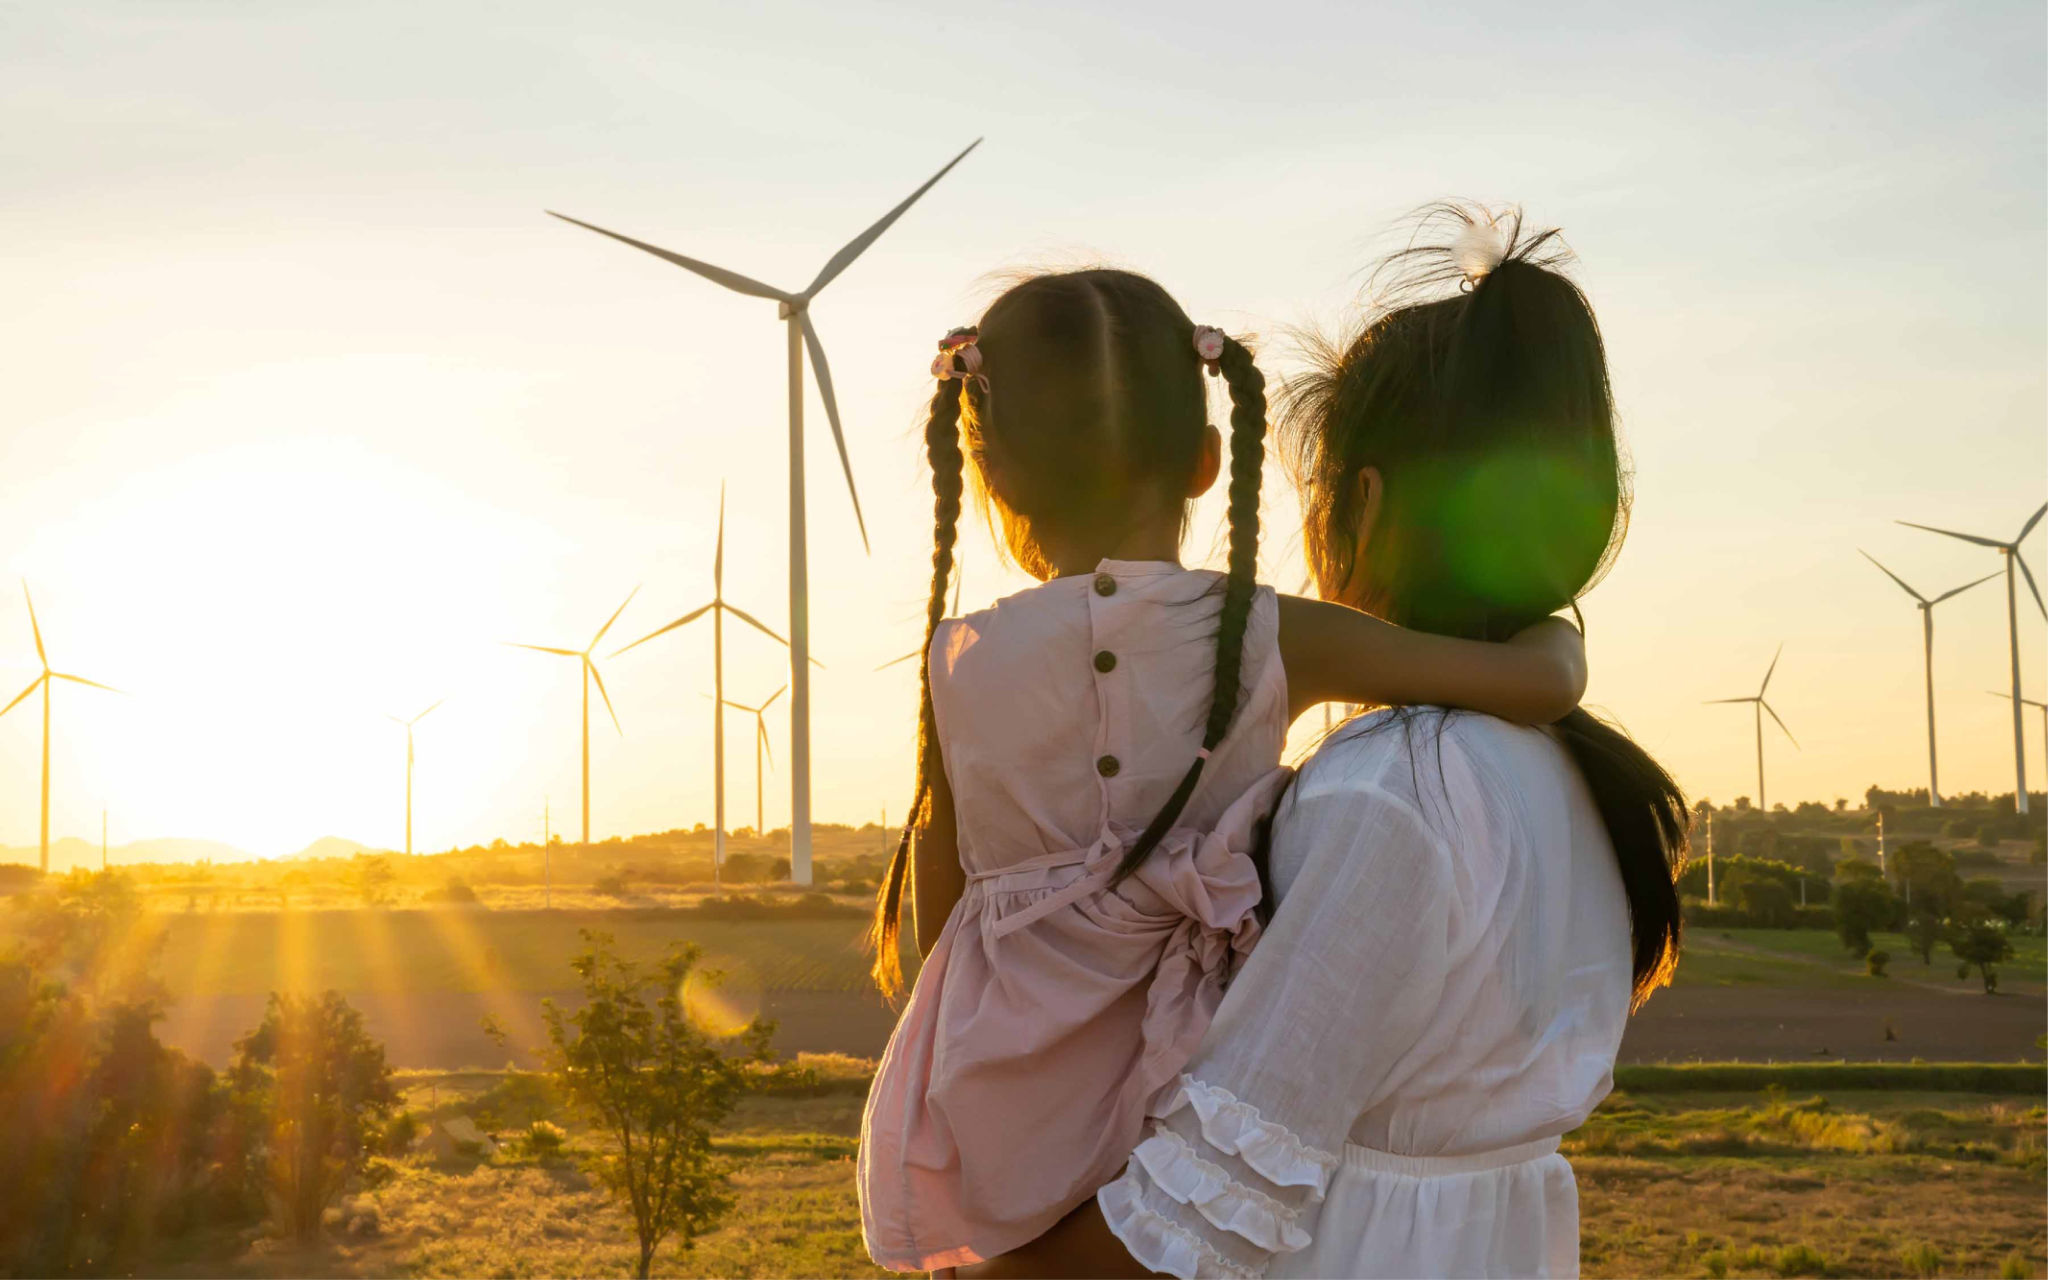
[
  {"x1": 868, "y1": 366, "x2": 968, "y2": 995},
  {"x1": 1108, "y1": 333, "x2": 1268, "y2": 886}
]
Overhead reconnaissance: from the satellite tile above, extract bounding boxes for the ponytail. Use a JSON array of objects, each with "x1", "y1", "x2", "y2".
[
  {"x1": 1551, "y1": 707, "x2": 1686, "y2": 1009},
  {"x1": 868, "y1": 374, "x2": 966, "y2": 996},
  {"x1": 1109, "y1": 335, "x2": 1268, "y2": 886}
]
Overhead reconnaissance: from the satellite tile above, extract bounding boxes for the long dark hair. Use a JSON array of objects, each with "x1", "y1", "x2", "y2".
[
  {"x1": 1279, "y1": 205, "x2": 1684, "y2": 1008},
  {"x1": 869, "y1": 268, "x2": 1270, "y2": 995}
]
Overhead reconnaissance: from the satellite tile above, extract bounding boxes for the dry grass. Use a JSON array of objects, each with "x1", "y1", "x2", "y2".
[{"x1": 157, "y1": 1080, "x2": 2045, "y2": 1279}]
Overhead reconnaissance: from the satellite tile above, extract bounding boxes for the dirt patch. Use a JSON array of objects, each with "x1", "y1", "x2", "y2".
[{"x1": 1621, "y1": 984, "x2": 2046, "y2": 1064}]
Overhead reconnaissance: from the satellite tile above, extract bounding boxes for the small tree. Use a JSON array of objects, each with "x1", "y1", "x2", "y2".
[
  {"x1": 1948, "y1": 922, "x2": 2014, "y2": 994},
  {"x1": 541, "y1": 931, "x2": 770, "y2": 1278},
  {"x1": 1866, "y1": 949, "x2": 1890, "y2": 977},
  {"x1": 1903, "y1": 913, "x2": 1943, "y2": 965},
  {"x1": 1832, "y1": 878, "x2": 1897, "y2": 958},
  {"x1": 346, "y1": 855, "x2": 396, "y2": 907},
  {"x1": 228, "y1": 991, "x2": 396, "y2": 1240}
]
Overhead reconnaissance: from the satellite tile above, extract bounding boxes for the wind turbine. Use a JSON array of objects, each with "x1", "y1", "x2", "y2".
[
  {"x1": 508, "y1": 588, "x2": 638, "y2": 849},
  {"x1": 1860, "y1": 553, "x2": 1998, "y2": 807},
  {"x1": 722, "y1": 685, "x2": 786, "y2": 840},
  {"x1": 1707, "y1": 645, "x2": 1798, "y2": 811},
  {"x1": 549, "y1": 138, "x2": 982, "y2": 885},
  {"x1": 1899, "y1": 503, "x2": 2046, "y2": 814},
  {"x1": 1, "y1": 583, "x2": 119, "y2": 874},
  {"x1": 387, "y1": 700, "x2": 444, "y2": 857},
  {"x1": 613, "y1": 488, "x2": 794, "y2": 889},
  {"x1": 876, "y1": 566, "x2": 964, "y2": 671},
  {"x1": 1988, "y1": 691, "x2": 2048, "y2": 794}
]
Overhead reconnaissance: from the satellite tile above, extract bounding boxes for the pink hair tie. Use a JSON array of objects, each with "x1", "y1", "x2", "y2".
[
  {"x1": 932, "y1": 326, "x2": 990, "y2": 392},
  {"x1": 1192, "y1": 325, "x2": 1227, "y2": 377},
  {"x1": 1194, "y1": 747, "x2": 1212, "y2": 761}
]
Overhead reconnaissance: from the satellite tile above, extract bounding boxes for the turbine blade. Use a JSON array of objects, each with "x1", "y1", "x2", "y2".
[
  {"x1": 799, "y1": 138, "x2": 983, "y2": 299},
  {"x1": 759, "y1": 721, "x2": 774, "y2": 772},
  {"x1": 1930, "y1": 570, "x2": 2002, "y2": 604},
  {"x1": 1704, "y1": 697, "x2": 1758, "y2": 705},
  {"x1": 715, "y1": 482, "x2": 726, "y2": 596},
  {"x1": 2017, "y1": 501, "x2": 2047, "y2": 545},
  {"x1": 2017, "y1": 552, "x2": 2046, "y2": 621},
  {"x1": 952, "y1": 568, "x2": 962, "y2": 615},
  {"x1": 587, "y1": 658, "x2": 622, "y2": 736},
  {"x1": 800, "y1": 311, "x2": 871, "y2": 553},
  {"x1": 506, "y1": 643, "x2": 580, "y2": 657},
  {"x1": 545, "y1": 212, "x2": 790, "y2": 301},
  {"x1": 1858, "y1": 551, "x2": 1927, "y2": 603},
  {"x1": 1896, "y1": 519, "x2": 2003, "y2": 548},
  {"x1": 1761, "y1": 700, "x2": 1799, "y2": 749},
  {"x1": 387, "y1": 714, "x2": 408, "y2": 725},
  {"x1": 21, "y1": 582, "x2": 45, "y2": 667},
  {"x1": 413, "y1": 699, "x2": 446, "y2": 724},
  {"x1": 589, "y1": 585, "x2": 641, "y2": 651},
  {"x1": 762, "y1": 684, "x2": 786, "y2": 710},
  {"x1": 52, "y1": 672, "x2": 120, "y2": 694},
  {"x1": 875, "y1": 649, "x2": 919, "y2": 671},
  {"x1": 611, "y1": 601, "x2": 716, "y2": 656},
  {"x1": 724, "y1": 603, "x2": 790, "y2": 647},
  {"x1": 1760, "y1": 643, "x2": 1783, "y2": 697},
  {"x1": 1, "y1": 674, "x2": 44, "y2": 718},
  {"x1": 1988, "y1": 690, "x2": 2014, "y2": 701}
]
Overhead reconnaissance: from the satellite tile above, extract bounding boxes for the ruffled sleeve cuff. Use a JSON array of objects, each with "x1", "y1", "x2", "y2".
[
  {"x1": 1099, "y1": 1164, "x2": 1262, "y2": 1280},
  {"x1": 1154, "y1": 1074, "x2": 1340, "y2": 1194}
]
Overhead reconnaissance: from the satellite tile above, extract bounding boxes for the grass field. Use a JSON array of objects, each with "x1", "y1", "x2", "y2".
[
  {"x1": 158, "y1": 1062, "x2": 2045, "y2": 1280},
  {"x1": 6, "y1": 905, "x2": 2030, "y2": 1066}
]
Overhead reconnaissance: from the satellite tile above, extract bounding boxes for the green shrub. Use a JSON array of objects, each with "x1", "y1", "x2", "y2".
[
  {"x1": 1998, "y1": 1253, "x2": 2030, "y2": 1279},
  {"x1": 1898, "y1": 1241, "x2": 1942, "y2": 1278},
  {"x1": 520, "y1": 1119, "x2": 567, "y2": 1159},
  {"x1": 1866, "y1": 949, "x2": 1890, "y2": 977},
  {"x1": 1774, "y1": 1243, "x2": 1828, "y2": 1277}
]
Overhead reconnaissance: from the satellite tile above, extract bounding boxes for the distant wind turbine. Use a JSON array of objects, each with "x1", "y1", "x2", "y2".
[
  {"x1": 1988, "y1": 690, "x2": 2048, "y2": 794},
  {"x1": 723, "y1": 685, "x2": 786, "y2": 840},
  {"x1": 508, "y1": 588, "x2": 638, "y2": 849},
  {"x1": 387, "y1": 700, "x2": 444, "y2": 857},
  {"x1": 549, "y1": 138, "x2": 982, "y2": 886},
  {"x1": 1707, "y1": 645, "x2": 1798, "y2": 811},
  {"x1": 1860, "y1": 553, "x2": 1998, "y2": 807},
  {"x1": 1, "y1": 583, "x2": 120, "y2": 874},
  {"x1": 614, "y1": 488, "x2": 797, "y2": 890},
  {"x1": 1899, "y1": 502, "x2": 2046, "y2": 814}
]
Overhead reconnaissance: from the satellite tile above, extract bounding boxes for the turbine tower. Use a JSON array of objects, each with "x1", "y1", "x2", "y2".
[
  {"x1": 1707, "y1": 645, "x2": 1798, "y2": 811},
  {"x1": 1859, "y1": 553, "x2": 1997, "y2": 807},
  {"x1": 1, "y1": 584, "x2": 119, "y2": 873},
  {"x1": 722, "y1": 685, "x2": 786, "y2": 839},
  {"x1": 1988, "y1": 690, "x2": 2048, "y2": 795},
  {"x1": 614, "y1": 488, "x2": 793, "y2": 890},
  {"x1": 1899, "y1": 503, "x2": 2045, "y2": 814},
  {"x1": 387, "y1": 700, "x2": 444, "y2": 857},
  {"x1": 550, "y1": 138, "x2": 981, "y2": 885},
  {"x1": 509, "y1": 588, "x2": 638, "y2": 849}
]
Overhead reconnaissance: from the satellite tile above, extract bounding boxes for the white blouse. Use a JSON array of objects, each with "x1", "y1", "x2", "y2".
[{"x1": 1098, "y1": 709, "x2": 1633, "y2": 1279}]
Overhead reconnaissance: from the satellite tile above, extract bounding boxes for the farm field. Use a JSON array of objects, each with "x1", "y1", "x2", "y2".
[
  {"x1": 49, "y1": 907, "x2": 2036, "y2": 1068},
  {"x1": 156, "y1": 1065, "x2": 2047, "y2": 1279}
]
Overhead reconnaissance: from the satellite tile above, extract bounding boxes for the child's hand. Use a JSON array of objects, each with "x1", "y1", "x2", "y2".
[{"x1": 1507, "y1": 615, "x2": 1586, "y2": 723}]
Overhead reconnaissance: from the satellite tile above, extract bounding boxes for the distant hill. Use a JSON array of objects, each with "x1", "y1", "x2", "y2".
[
  {"x1": 291, "y1": 836, "x2": 384, "y2": 862},
  {"x1": 0, "y1": 836, "x2": 255, "y2": 872}
]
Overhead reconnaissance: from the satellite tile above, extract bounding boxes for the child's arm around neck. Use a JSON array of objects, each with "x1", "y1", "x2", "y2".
[{"x1": 1278, "y1": 596, "x2": 1586, "y2": 725}]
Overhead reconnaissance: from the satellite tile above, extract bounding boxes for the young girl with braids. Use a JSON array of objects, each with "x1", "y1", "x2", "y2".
[{"x1": 858, "y1": 268, "x2": 1588, "y2": 1274}]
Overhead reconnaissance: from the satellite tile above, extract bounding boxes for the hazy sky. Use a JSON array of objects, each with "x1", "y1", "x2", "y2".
[{"x1": 3, "y1": 0, "x2": 2043, "y2": 859}]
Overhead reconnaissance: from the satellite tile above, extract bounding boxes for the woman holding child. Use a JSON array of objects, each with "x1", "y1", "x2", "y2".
[{"x1": 865, "y1": 204, "x2": 1685, "y2": 1280}]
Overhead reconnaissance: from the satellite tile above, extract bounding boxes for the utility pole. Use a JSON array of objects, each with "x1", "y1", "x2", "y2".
[{"x1": 1706, "y1": 808, "x2": 1716, "y2": 906}]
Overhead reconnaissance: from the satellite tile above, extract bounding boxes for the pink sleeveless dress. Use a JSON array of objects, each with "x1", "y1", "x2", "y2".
[{"x1": 858, "y1": 560, "x2": 1291, "y2": 1272}]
